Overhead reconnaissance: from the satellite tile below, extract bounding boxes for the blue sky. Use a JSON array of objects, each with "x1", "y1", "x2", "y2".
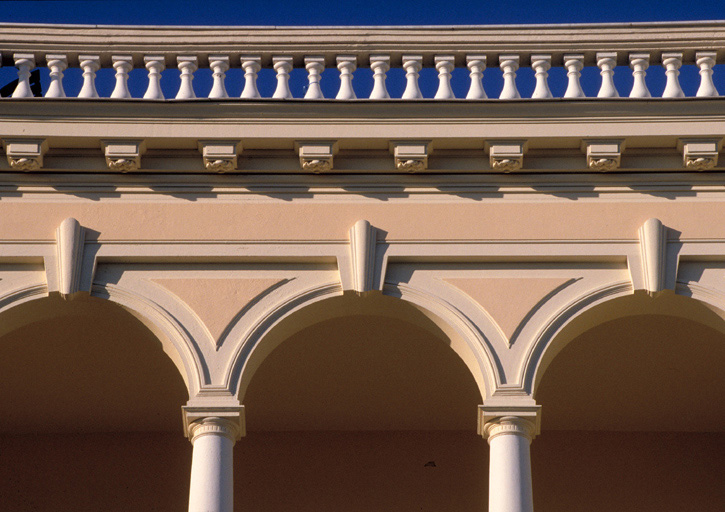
[{"x1": 0, "y1": 0, "x2": 723, "y2": 26}]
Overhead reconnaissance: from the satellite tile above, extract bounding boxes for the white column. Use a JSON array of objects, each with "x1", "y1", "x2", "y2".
[
  {"x1": 369, "y1": 55, "x2": 390, "y2": 99},
  {"x1": 240, "y1": 56, "x2": 261, "y2": 99},
  {"x1": 661, "y1": 53, "x2": 684, "y2": 98},
  {"x1": 401, "y1": 55, "x2": 423, "y2": 99},
  {"x1": 188, "y1": 417, "x2": 240, "y2": 512},
  {"x1": 77, "y1": 55, "x2": 100, "y2": 98},
  {"x1": 111, "y1": 56, "x2": 133, "y2": 99},
  {"x1": 563, "y1": 54, "x2": 585, "y2": 98},
  {"x1": 45, "y1": 54, "x2": 67, "y2": 98},
  {"x1": 629, "y1": 53, "x2": 651, "y2": 98},
  {"x1": 272, "y1": 56, "x2": 293, "y2": 99},
  {"x1": 176, "y1": 56, "x2": 198, "y2": 99},
  {"x1": 304, "y1": 56, "x2": 325, "y2": 99},
  {"x1": 530, "y1": 55, "x2": 552, "y2": 99},
  {"x1": 434, "y1": 55, "x2": 455, "y2": 99},
  {"x1": 484, "y1": 416, "x2": 537, "y2": 512},
  {"x1": 696, "y1": 51, "x2": 719, "y2": 97},
  {"x1": 335, "y1": 55, "x2": 357, "y2": 100},
  {"x1": 499, "y1": 55, "x2": 521, "y2": 99},
  {"x1": 465, "y1": 55, "x2": 487, "y2": 99},
  {"x1": 208, "y1": 56, "x2": 230, "y2": 99},
  {"x1": 12, "y1": 53, "x2": 35, "y2": 98},
  {"x1": 143, "y1": 55, "x2": 165, "y2": 100},
  {"x1": 596, "y1": 52, "x2": 619, "y2": 98}
]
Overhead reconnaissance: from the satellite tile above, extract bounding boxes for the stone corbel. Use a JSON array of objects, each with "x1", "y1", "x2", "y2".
[
  {"x1": 678, "y1": 138, "x2": 720, "y2": 171},
  {"x1": 3, "y1": 138, "x2": 48, "y2": 171},
  {"x1": 390, "y1": 140, "x2": 431, "y2": 173},
  {"x1": 102, "y1": 140, "x2": 146, "y2": 172},
  {"x1": 581, "y1": 139, "x2": 625, "y2": 171},
  {"x1": 198, "y1": 140, "x2": 242, "y2": 173},
  {"x1": 182, "y1": 404, "x2": 246, "y2": 440},
  {"x1": 296, "y1": 140, "x2": 338, "y2": 173},
  {"x1": 487, "y1": 140, "x2": 526, "y2": 172}
]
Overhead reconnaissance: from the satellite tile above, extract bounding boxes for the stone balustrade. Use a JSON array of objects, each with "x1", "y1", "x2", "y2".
[{"x1": 1, "y1": 22, "x2": 725, "y2": 100}]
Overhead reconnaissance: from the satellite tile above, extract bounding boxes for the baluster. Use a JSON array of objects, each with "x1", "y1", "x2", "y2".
[
  {"x1": 596, "y1": 52, "x2": 619, "y2": 98},
  {"x1": 77, "y1": 55, "x2": 100, "y2": 98},
  {"x1": 143, "y1": 55, "x2": 165, "y2": 100},
  {"x1": 629, "y1": 53, "x2": 651, "y2": 98},
  {"x1": 466, "y1": 55, "x2": 487, "y2": 99},
  {"x1": 272, "y1": 56, "x2": 293, "y2": 99},
  {"x1": 563, "y1": 54, "x2": 585, "y2": 98},
  {"x1": 208, "y1": 55, "x2": 230, "y2": 99},
  {"x1": 304, "y1": 56, "x2": 325, "y2": 99},
  {"x1": 12, "y1": 54, "x2": 35, "y2": 98},
  {"x1": 661, "y1": 53, "x2": 684, "y2": 98},
  {"x1": 434, "y1": 55, "x2": 455, "y2": 99},
  {"x1": 175, "y1": 56, "x2": 197, "y2": 99},
  {"x1": 696, "y1": 51, "x2": 719, "y2": 97},
  {"x1": 499, "y1": 55, "x2": 520, "y2": 99},
  {"x1": 240, "y1": 56, "x2": 261, "y2": 99},
  {"x1": 369, "y1": 55, "x2": 390, "y2": 99},
  {"x1": 401, "y1": 55, "x2": 423, "y2": 99},
  {"x1": 45, "y1": 54, "x2": 67, "y2": 98},
  {"x1": 531, "y1": 55, "x2": 552, "y2": 99},
  {"x1": 111, "y1": 56, "x2": 133, "y2": 99},
  {"x1": 335, "y1": 55, "x2": 357, "y2": 100}
]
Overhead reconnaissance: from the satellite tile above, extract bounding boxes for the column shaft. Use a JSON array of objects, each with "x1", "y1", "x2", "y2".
[{"x1": 188, "y1": 418, "x2": 238, "y2": 512}]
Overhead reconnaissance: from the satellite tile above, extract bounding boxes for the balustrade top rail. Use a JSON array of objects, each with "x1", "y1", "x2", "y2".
[{"x1": 2, "y1": 21, "x2": 725, "y2": 101}]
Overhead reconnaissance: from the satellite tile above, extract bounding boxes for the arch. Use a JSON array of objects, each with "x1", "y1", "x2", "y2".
[
  {"x1": 0, "y1": 274, "x2": 203, "y2": 397},
  {"x1": 526, "y1": 280, "x2": 725, "y2": 398},
  {"x1": 227, "y1": 279, "x2": 500, "y2": 403}
]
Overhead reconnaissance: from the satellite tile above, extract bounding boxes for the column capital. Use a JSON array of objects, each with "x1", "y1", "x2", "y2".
[
  {"x1": 183, "y1": 405, "x2": 245, "y2": 441},
  {"x1": 478, "y1": 401, "x2": 541, "y2": 440}
]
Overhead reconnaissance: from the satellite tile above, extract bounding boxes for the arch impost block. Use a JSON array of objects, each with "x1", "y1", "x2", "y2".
[
  {"x1": 478, "y1": 401, "x2": 541, "y2": 438},
  {"x1": 182, "y1": 404, "x2": 245, "y2": 440}
]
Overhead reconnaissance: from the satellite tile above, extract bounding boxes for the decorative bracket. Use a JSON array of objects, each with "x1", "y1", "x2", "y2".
[
  {"x1": 3, "y1": 138, "x2": 48, "y2": 171},
  {"x1": 678, "y1": 138, "x2": 720, "y2": 171},
  {"x1": 102, "y1": 140, "x2": 146, "y2": 172},
  {"x1": 487, "y1": 140, "x2": 526, "y2": 172},
  {"x1": 638, "y1": 218, "x2": 670, "y2": 297},
  {"x1": 182, "y1": 404, "x2": 246, "y2": 440},
  {"x1": 390, "y1": 140, "x2": 431, "y2": 173},
  {"x1": 348, "y1": 219, "x2": 378, "y2": 295},
  {"x1": 198, "y1": 140, "x2": 242, "y2": 173},
  {"x1": 56, "y1": 217, "x2": 86, "y2": 300},
  {"x1": 582, "y1": 139, "x2": 625, "y2": 171},
  {"x1": 296, "y1": 140, "x2": 338, "y2": 173}
]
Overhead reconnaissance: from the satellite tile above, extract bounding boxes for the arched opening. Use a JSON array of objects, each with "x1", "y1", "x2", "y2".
[
  {"x1": 0, "y1": 295, "x2": 190, "y2": 511},
  {"x1": 533, "y1": 293, "x2": 725, "y2": 511},
  {"x1": 237, "y1": 293, "x2": 486, "y2": 512}
]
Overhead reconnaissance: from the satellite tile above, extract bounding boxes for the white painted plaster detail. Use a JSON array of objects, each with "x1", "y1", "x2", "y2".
[
  {"x1": 77, "y1": 55, "x2": 100, "y2": 98},
  {"x1": 638, "y1": 218, "x2": 668, "y2": 297},
  {"x1": 402, "y1": 55, "x2": 423, "y2": 99},
  {"x1": 582, "y1": 139, "x2": 624, "y2": 171},
  {"x1": 198, "y1": 140, "x2": 241, "y2": 173},
  {"x1": 240, "y1": 56, "x2": 261, "y2": 99},
  {"x1": 3, "y1": 138, "x2": 47, "y2": 171},
  {"x1": 596, "y1": 52, "x2": 619, "y2": 98},
  {"x1": 465, "y1": 55, "x2": 487, "y2": 99},
  {"x1": 12, "y1": 53, "x2": 35, "y2": 98},
  {"x1": 55, "y1": 217, "x2": 85, "y2": 300},
  {"x1": 176, "y1": 56, "x2": 198, "y2": 99},
  {"x1": 44, "y1": 54, "x2": 67, "y2": 98},
  {"x1": 335, "y1": 55, "x2": 357, "y2": 99},
  {"x1": 349, "y1": 220, "x2": 377, "y2": 295},
  {"x1": 434, "y1": 55, "x2": 455, "y2": 99},
  {"x1": 208, "y1": 55, "x2": 230, "y2": 99},
  {"x1": 563, "y1": 54, "x2": 585, "y2": 98},
  {"x1": 297, "y1": 141, "x2": 337, "y2": 172},
  {"x1": 530, "y1": 55, "x2": 552, "y2": 99},
  {"x1": 678, "y1": 138, "x2": 720, "y2": 170},
  {"x1": 369, "y1": 55, "x2": 390, "y2": 99},
  {"x1": 489, "y1": 140, "x2": 526, "y2": 172},
  {"x1": 661, "y1": 53, "x2": 685, "y2": 98},
  {"x1": 629, "y1": 53, "x2": 651, "y2": 98},
  {"x1": 110, "y1": 55, "x2": 133, "y2": 99},
  {"x1": 304, "y1": 56, "x2": 325, "y2": 99},
  {"x1": 143, "y1": 55, "x2": 165, "y2": 100},
  {"x1": 272, "y1": 56, "x2": 293, "y2": 99},
  {"x1": 390, "y1": 140, "x2": 430, "y2": 172},
  {"x1": 102, "y1": 139, "x2": 145, "y2": 172},
  {"x1": 695, "y1": 52, "x2": 719, "y2": 97},
  {"x1": 499, "y1": 55, "x2": 521, "y2": 99}
]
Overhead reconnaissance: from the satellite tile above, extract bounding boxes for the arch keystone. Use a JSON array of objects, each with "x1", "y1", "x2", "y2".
[
  {"x1": 55, "y1": 217, "x2": 86, "y2": 300},
  {"x1": 638, "y1": 218, "x2": 672, "y2": 297},
  {"x1": 348, "y1": 219, "x2": 378, "y2": 295}
]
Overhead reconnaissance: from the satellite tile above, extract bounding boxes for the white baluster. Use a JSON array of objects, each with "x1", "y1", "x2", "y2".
[
  {"x1": 240, "y1": 56, "x2": 261, "y2": 99},
  {"x1": 401, "y1": 55, "x2": 423, "y2": 99},
  {"x1": 530, "y1": 54, "x2": 552, "y2": 99},
  {"x1": 466, "y1": 55, "x2": 487, "y2": 99},
  {"x1": 304, "y1": 56, "x2": 325, "y2": 99},
  {"x1": 499, "y1": 55, "x2": 520, "y2": 99},
  {"x1": 696, "y1": 51, "x2": 719, "y2": 97},
  {"x1": 563, "y1": 54, "x2": 585, "y2": 98},
  {"x1": 77, "y1": 55, "x2": 100, "y2": 98},
  {"x1": 434, "y1": 55, "x2": 455, "y2": 99},
  {"x1": 369, "y1": 55, "x2": 390, "y2": 99},
  {"x1": 175, "y1": 56, "x2": 197, "y2": 99},
  {"x1": 661, "y1": 53, "x2": 684, "y2": 98},
  {"x1": 111, "y1": 56, "x2": 133, "y2": 99},
  {"x1": 596, "y1": 52, "x2": 619, "y2": 98},
  {"x1": 335, "y1": 55, "x2": 357, "y2": 100},
  {"x1": 12, "y1": 54, "x2": 35, "y2": 98},
  {"x1": 143, "y1": 55, "x2": 165, "y2": 100},
  {"x1": 208, "y1": 55, "x2": 230, "y2": 99},
  {"x1": 629, "y1": 53, "x2": 651, "y2": 98},
  {"x1": 272, "y1": 56, "x2": 293, "y2": 99},
  {"x1": 45, "y1": 54, "x2": 67, "y2": 98}
]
